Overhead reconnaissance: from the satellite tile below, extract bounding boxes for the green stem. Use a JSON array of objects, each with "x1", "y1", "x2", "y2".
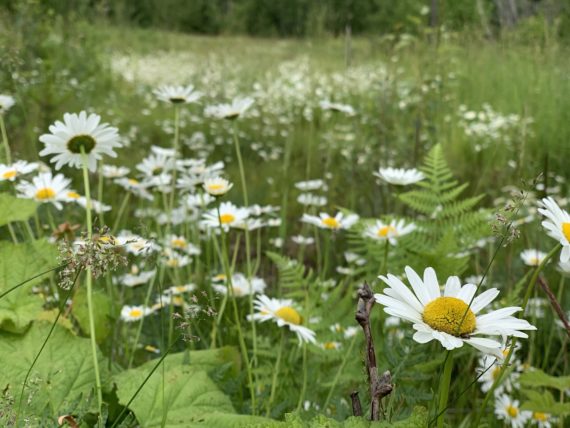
[
  {"x1": 437, "y1": 351, "x2": 454, "y2": 428},
  {"x1": 112, "y1": 192, "x2": 131, "y2": 234},
  {"x1": 97, "y1": 161, "x2": 105, "y2": 228},
  {"x1": 323, "y1": 334, "x2": 358, "y2": 409},
  {"x1": 128, "y1": 272, "x2": 158, "y2": 369},
  {"x1": 296, "y1": 344, "x2": 309, "y2": 412},
  {"x1": 81, "y1": 149, "x2": 103, "y2": 427},
  {"x1": 0, "y1": 115, "x2": 11, "y2": 164},
  {"x1": 167, "y1": 105, "x2": 181, "y2": 230},
  {"x1": 266, "y1": 330, "x2": 285, "y2": 417},
  {"x1": 6, "y1": 223, "x2": 18, "y2": 243},
  {"x1": 232, "y1": 122, "x2": 248, "y2": 207}
]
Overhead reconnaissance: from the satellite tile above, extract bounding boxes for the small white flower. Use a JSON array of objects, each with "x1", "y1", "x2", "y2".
[
  {"x1": 39, "y1": 111, "x2": 122, "y2": 171},
  {"x1": 213, "y1": 273, "x2": 266, "y2": 297},
  {"x1": 154, "y1": 84, "x2": 202, "y2": 104},
  {"x1": 201, "y1": 202, "x2": 249, "y2": 231},
  {"x1": 203, "y1": 176, "x2": 233, "y2": 196},
  {"x1": 520, "y1": 249, "x2": 547, "y2": 267},
  {"x1": 297, "y1": 193, "x2": 327, "y2": 207},
  {"x1": 291, "y1": 235, "x2": 315, "y2": 246},
  {"x1": 374, "y1": 167, "x2": 425, "y2": 185},
  {"x1": 205, "y1": 96, "x2": 254, "y2": 120},
  {"x1": 102, "y1": 165, "x2": 130, "y2": 178},
  {"x1": 16, "y1": 172, "x2": 71, "y2": 210},
  {"x1": 0, "y1": 95, "x2": 15, "y2": 114},
  {"x1": 119, "y1": 268, "x2": 156, "y2": 288},
  {"x1": 248, "y1": 295, "x2": 316, "y2": 344},
  {"x1": 301, "y1": 212, "x2": 359, "y2": 231},
  {"x1": 364, "y1": 219, "x2": 416, "y2": 245},
  {"x1": 294, "y1": 179, "x2": 325, "y2": 191},
  {"x1": 121, "y1": 305, "x2": 153, "y2": 322},
  {"x1": 319, "y1": 100, "x2": 355, "y2": 116},
  {"x1": 0, "y1": 161, "x2": 38, "y2": 182},
  {"x1": 494, "y1": 394, "x2": 531, "y2": 428},
  {"x1": 538, "y1": 197, "x2": 570, "y2": 262}
]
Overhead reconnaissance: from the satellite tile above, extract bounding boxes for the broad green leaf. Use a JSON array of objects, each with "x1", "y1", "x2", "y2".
[
  {"x1": 72, "y1": 286, "x2": 113, "y2": 343},
  {"x1": 114, "y1": 358, "x2": 276, "y2": 427},
  {"x1": 519, "y1": 369, "x2": 570, "y2": 391},
  {"x1": 159, "y1": 347, "x2": 241, "y2": 377},
  {"x1": 0, "y1": 193, "x2": 37, "y2": 227},
  {"x1": 0, "y1": 239, "x2": 58, "y2": 333},
  {"x1": 521, "y1": 389, "x2": 570, "y2": 416},
  {"x1": 0, "y1": 322, "x2": 109, "y2": 416}
]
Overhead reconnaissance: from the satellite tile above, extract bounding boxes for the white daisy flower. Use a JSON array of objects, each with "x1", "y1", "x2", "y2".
[
  {"x1": 0, "y1": 95, "x2": 15, "y2": 114},
  {"x1": 203, "y1": 176, "x2": 233, "y2": 196},
  {"x1": 120, "y1": 305, "x2": 153, "y2": 322},
  {"x1": 248, "y1": 295, "x2": 316, "y2": 344},
  {"x1": 153, "y1": 84, "x2": 202, "y2": 104},
  {"x1": 476, "y1": 344, "x2": 521, "y2": 395},
  {"x1": 164, "y1": 283, "x2": 196, "y2": 295},
  {"x1": 39, "y1": 111, "x2": 122, "y2": 171},
  {"x1": 136, "y1": 153, "x2": 174, "y2": 177},
  {"x1": 116, "y1": 232, "x2": 160, "y2": 255},
  {"x1": 319, "y1": 100, "x2": 356, "y2": 116},
  {"x1": 531, "y1": 411, "x2": 554, "y2": 428},
  {"x1": 301, "y1": 212, "x2": 359, "y2": 231},
  {"x1": 114, "y1": 177, "x2": 154, "y2": 201},
  {"x1": 494, "y1": 394, "x2": 531, "y2": 428},
  {"x1": 213, "y1": 273, "x2": 266, "y2": 297},
  {"x1": 119, "y1": 267, "x2": 156, "y2": 288},
  {"x1": 297, "y1": 193, "x2": 327, "y2": 207},
  {"x1": 320, "y1": 341, "x2": 342, "y2": 350},
  {"x1": 16, "y1": 172, "x2": 71, "y2": 210},
  {"x1": 374, "y1": 167, "x2": 425, "y2": 185},
  {"x1": 0, "y1": 161, "x2": 38, "y2": 181},
  {"x1": 64, "y1": 190, "x2": 111, "y2": 213},
  {"x1": 364, "y1": 219, "x2": 416, "y2": 245},
  {"x1": 204, "y1": 96, "x2": 254, "y2": 120},
  {"x1": 538, "y1": 197, "x2": 570, "y2": 262},
  {"x1": 163, "y1": 249, "x2": 191, "y2": 268},
  {"x1": 520, "y1": 249, "x2": 548, "y2": 267},
  {"x1": 201, "y1": 201, "x2": 249, "y2": 231},
  {"x1": 294, "y1": 179, "x2": 325, "y2": 191},
  {"x1": 101, "y1": 165, "x2": 130, "y2": 178},
  {"x1": 291, "y1": 235, "x2": 315, "y2": 246},
  {"x1": 185, "y1": 193, "x2": 215, "y2": 208},
  {"x1": 375, "y1": 266, "x2": 536, "y2": 356}
]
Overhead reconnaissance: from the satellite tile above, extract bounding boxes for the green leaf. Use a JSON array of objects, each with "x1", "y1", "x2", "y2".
[
  {"x1": 0, "y1": 239, "x2": 58, "y2": 333},
  {"x1": 113, "y1": 352, "x2": 277, "y2": 427},
  {"x1": 72, "y1": 286, "x2": 113, "y2": 343},
  {"x1": 0, "y1": 321, "x2": 109, "y2": 417},
  {"x1": 0, "y1": 193, "x2": 37, "y2": 226},
  {"x1": 521, "y1": 389, "x2": 570, "y2": 416},
  {"x1": 519, "y1": 369, "x2": 570, "y2": 391}
]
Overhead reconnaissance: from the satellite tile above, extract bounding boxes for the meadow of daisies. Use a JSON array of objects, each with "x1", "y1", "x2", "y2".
[{"x1": 1, "y1": 17, "x2": 570, "y2": 428}]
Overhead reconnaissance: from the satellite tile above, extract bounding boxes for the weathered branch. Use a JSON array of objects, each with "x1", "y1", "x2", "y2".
[
  {"x1": 350, "y1": 391, "x2": 363, "y2": 417},
  {"x1": 537, "y1": 276, "x2": 570, "y2": 337},
  {"x1": 355, "y1": 282, "x2": 392, "y2": 420}
]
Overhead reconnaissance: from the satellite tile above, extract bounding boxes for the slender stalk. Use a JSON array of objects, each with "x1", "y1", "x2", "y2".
[
  {"x1": 128, "y1": 272, "x2": 158, "y2": 369},
  {"x1": 97, "y1": 161, "x2": 105, "y2": 228},
  {"x1": 232, "y1": 122, "x2": 249, "y2": 207},
  {"x1": 167, "y1": 105, "x2": 181, "y2": 229},
  {"x1": 266, "y1": 330, "x2": 285, "y2": 417},
  {"x1": 6, "y1": 223, "x2": 18, "y2": 243},
  {"x1": 296, "y1": 344, "x2": 309, "y2": 412},
  {"x1": 543, "y1": 276, "x2": 565, "y2": 367},
  {"x1": 436, "y1": 351, "x2": 454, "y2": 428},
  {"x1": 323, "y1": 334, "x2": 358, "y2": 409},
  {"x1": 0, "y1": 263, "x2": 68, "y2": 300},
  {"x1": 0, "y1": 115, "x2": 11, "y2": 164},
  {"x1": 112, "y1": 192, "x2": 131, "y2": 234},
  {"x1": 80, "y1": 149, "x2": 103, "y2": 427}
]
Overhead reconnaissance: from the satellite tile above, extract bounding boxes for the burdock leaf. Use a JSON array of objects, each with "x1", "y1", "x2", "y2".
[
  {"x1": 0, "y1": 239, "x2": 58, "y2": 333},
  {"x1": 0, "y1": 322, "x2": 109, "y2": 416},
  {"x1": 0, "y1": 193, "x2": 37, "y2": 227}
]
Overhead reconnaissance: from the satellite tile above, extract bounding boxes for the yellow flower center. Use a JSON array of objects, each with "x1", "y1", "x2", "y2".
[
  {"x1": 171, "y1": 238, "x2": 187, "y2": 248},
  {"x1": 529, "y1": 257, "x2": 540, "y2": 266},
  {"x1": 130, "y1": 309, "x2": 143, "y2": 318},
  {"x1": 323, "y1": 341, "x2": 338, "y2": 350},
  {"x1": 562, "y1": 222, "x2": 570, "y2": 242},
  {"x1": 322, "y1": 217, "x2": 340, "y2": 229},
  {"x1": 128, "y1": 178, "x2": 139, "y2": 185},
  {"x1": 35, "y1": 187, "x2": 56, "y2": 200},
  {"x1": 213, "y1": 274, "x2": 226, "y2": 281},
  {"x1": 2, "y1": 170, "x2": 17, "y2": 179},
  {"x1": 219, "y1": 213, "x2": 235, "y2": 224},
  {"x1": 377, "y1": 225, "x2": 396, "y2": 238},
  {"x1": 167, "y1": 259, "x2": 179, "y2": 267},
  {"x1": 275, "y1": 306, "x2": 302, "y2": 325},
  {"x1": 422, "y1": 297, "x2": 476, "y2": 336},
  {"x1": 67, "y1": 191, "x2": 81, "y2": 199},
  {"x1": 207, "y1": 184, "x2": 224, "y2": 191},
  {"x1": 533, "y1": 412, "x2": 548, "y2": 422},
  {"x1": 507, "y1": 405, "x2": 518, "y2": 418}
]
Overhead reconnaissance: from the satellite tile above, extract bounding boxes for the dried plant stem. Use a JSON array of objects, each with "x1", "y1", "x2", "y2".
[
  {"x1": 355, "y1": 282, "x2": 392, "y2": 420},
  {"x1": 537, "y1": 276, "x2": 570, "y2": 337}
]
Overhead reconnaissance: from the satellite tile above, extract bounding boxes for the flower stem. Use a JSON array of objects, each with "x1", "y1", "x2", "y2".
[
  {"x1": 168, "y1": 105, "x2": 181, "y2": 229},
  {"x1": 0, "y1": 115, "x2": 11, "y2": 164},
  {"x1": 266, "y1": 329, "x2": 285, "y2": 417},
  {"x1": 323, "y1": 334, "x2": 358, "y2": 409},
  {"x1": 80, "y1": 149, "x2": 103, "y2": 426},
  {"x1": 436, "y1": 351, "x2": 454, "y2": 428}
]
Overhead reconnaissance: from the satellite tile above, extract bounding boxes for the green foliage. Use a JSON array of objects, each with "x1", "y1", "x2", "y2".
[
  {"x1": 0, "y1": 193, "x2": 37, "y2": 227},
  {"x1": 267, "y1": 251, "x2": 314, "y2": 300},
  {"x1": 398, "y1": 144, "x2": 489, "y2": 277},
  {"x1": 72, "y1": 286, "x2": 113, "y2": 343},
  {"x1": 0, "y1": 239, "x2": 57, "y2": 333},
  {"x1": 0, "y1": 322, "x2": 109, "y2": 417},
  {"x1": 518, "y1": 369, "x2": 570, "y2": 416},
  {"x1": 519, "y1": 369, "x2": 570, "y2": 391},
  {"x1": 113, "y1": 349, "x2": 278, "y2": 427}
]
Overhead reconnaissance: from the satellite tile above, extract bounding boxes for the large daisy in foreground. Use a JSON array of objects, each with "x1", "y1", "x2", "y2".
[
  {"x1": 538, "y1": 197, "x2": 570, "y2": 262},
  {"x1": 39, "y1": 111, "x2": 121, "y2": 171},
  {"x1": 374, "y1": 266, "x2": 536, "y2": 356},
  {"x1": 248, "y1": 295, "x2": 316, "y2": 344}
]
